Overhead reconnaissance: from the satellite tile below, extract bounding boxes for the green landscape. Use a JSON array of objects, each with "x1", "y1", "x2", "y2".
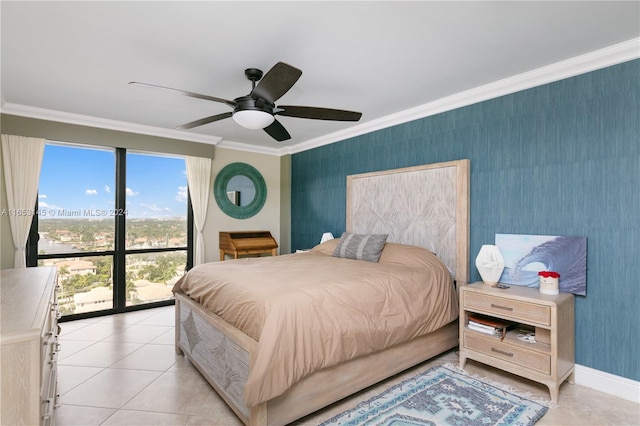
[{"x1": 38, "y1": 218, "x2": 187, "y2": 315}]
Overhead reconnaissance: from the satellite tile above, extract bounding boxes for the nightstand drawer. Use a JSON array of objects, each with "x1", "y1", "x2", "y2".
[
  {"x1": 464, "y1": 293, "x2": 551, "y2": 326},
  {"x1": 464, "y1": 332, "x2": 551, "y2": 375}
]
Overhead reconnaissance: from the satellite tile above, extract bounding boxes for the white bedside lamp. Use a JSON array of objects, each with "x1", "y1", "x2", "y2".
[
  {"x1": 320, "y1": 232, "x2": 334, "y2": 244},
  {"x1": 475, "y1": 244, "x2": 505, "y2": 285}
]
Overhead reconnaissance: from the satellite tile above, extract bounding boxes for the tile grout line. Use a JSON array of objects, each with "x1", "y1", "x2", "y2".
[{"x1": 97, "y1": 340, "x2": 187, "y2": 425}]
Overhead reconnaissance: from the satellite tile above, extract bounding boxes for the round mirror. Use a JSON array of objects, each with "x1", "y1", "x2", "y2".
[
  {"x1": 226, "y1": 175, "x2": 255, "y2": 207},
  {"x1": 214, "y1": 162, "x2": 266, "y2": 219}
]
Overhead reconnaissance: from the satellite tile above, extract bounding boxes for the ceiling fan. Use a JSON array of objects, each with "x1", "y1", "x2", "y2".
[{"x1": 130, "y1": 62, "x2": 362, "y2": 142}]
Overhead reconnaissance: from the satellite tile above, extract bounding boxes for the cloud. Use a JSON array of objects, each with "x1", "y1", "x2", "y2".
[
  {"x1": 39, "y1": 194, "x2": 47, "y2": 199},
  {"x1": 141, "y1": 203, "x2": 170, "y2": 212},
  {"x1": 176, "y1": 185, "x2": 188, "y2": 203},
  {"x1": 39, "y1": 201, "x2": 63, "y2": 210},
  {"x1": 104, "y1": 185, "x2": 111, "y2": 193},
  {"x1": 126, "y1": 187, "x2": 139, "y2": 196},
  {"x1": 85, "y1": 189, "x2": 98, "y2": 195}
]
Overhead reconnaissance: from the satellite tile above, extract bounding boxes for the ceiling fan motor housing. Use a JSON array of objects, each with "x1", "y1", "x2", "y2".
[{"x1": 234, "y1": 96, "x2": 273, "y2": 114}]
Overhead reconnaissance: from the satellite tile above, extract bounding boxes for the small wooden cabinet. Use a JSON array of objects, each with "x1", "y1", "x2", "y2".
[
  {"x1": 459, "y1": 282, "x2": 575, "y2": 402},
  {"x1": 1, "y1": 267, "x2": 60, "y2": 425}
]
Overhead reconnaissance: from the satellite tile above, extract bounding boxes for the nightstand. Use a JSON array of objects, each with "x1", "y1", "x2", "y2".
[{"x1": 459, "y1": 282, "x2": 575, "y2": 402}]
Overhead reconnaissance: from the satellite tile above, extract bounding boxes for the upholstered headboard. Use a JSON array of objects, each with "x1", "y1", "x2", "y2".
[{"x1": 346, "y1": 159, "x2": 470, "y2": 284}]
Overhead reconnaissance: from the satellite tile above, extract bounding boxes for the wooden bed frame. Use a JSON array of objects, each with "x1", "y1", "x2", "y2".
[{"x1": 175, "y1": 159, "x2": 470, "y2": 426}]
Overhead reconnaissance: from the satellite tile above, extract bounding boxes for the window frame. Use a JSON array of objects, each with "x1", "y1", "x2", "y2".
[{"x1": 27, "y1": 145, "x2": 194, "y2": 321}]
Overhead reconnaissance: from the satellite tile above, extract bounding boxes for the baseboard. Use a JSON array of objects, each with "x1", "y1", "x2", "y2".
[{"x1": 575, "y1": 364, "x2": 640, "y2": 404}]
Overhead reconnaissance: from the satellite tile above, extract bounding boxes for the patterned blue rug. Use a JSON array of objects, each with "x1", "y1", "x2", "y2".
[{"x1": 319, "y1": 364, "x2": 548, "y2": 426}]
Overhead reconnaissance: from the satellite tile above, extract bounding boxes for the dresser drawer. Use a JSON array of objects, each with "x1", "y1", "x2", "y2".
[
  {"x1": 40, "y1": 366, "x2": 57, "y2": 426},
  {"x1": 464, "y1": 292, "x2": 551, "y2": 326},
  {"x1": 40, "y1": 334, "x2": 58, "y2": 394},
  {"x1": 464, "y1": 332, "x2": 551, "y2": 375}
]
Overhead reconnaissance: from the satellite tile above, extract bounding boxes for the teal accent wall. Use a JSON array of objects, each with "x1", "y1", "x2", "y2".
[{"x1": 291, "y1": 60, "x2": 640, "y2": 381}]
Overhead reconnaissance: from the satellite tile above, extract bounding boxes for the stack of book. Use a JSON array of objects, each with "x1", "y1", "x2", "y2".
[{"x1": 467, "y1": 314, "x2": 516, "y2": 341}]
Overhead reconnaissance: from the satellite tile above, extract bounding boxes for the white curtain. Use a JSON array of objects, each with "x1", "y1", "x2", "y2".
[
  {"x1": 1, "y1": 135, "x2": 45, "y2": 268},
  {"x1": 185, "y1": 156, "x2": 212, "y2": 265}
]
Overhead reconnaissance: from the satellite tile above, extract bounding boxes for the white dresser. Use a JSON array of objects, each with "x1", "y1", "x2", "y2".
[{"x1": 1, "y1": 267, "x2": 60, "y2": 425}]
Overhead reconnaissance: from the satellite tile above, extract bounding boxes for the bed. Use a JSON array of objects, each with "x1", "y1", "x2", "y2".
[{"x1": 173, "y1": 159, "x2": 470, "y2": 426}]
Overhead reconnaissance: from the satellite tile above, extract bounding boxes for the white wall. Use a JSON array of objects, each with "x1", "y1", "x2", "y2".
[{"x1": 202, "y1": 147, "x2": 284, "y2": 263}]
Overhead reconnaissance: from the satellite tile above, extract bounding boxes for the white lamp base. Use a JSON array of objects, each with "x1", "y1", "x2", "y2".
[{"x1": 475, "y1": 245, "x2": 505, "y2": 285}]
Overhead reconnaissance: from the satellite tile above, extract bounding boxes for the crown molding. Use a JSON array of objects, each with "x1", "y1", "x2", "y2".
[
  {"x1": 0, "y1": 103, "x2": 223, "y2": 146},
  {"x1": 283, "y1": 37, "x2": 640, "y2": 155},
  {"x1": 216, "y1": 139, "x2": 282, "y2": 155}
]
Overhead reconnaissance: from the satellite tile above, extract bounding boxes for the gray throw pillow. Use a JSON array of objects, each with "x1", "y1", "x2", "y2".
[{"x1": 332, "y1": 232, "x2": 388, "y2": 262}]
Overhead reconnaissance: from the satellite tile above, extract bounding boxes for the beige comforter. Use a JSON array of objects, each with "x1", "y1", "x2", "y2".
[{"x1": 173, "y1": 240, "x2": 458, "y2": 407}]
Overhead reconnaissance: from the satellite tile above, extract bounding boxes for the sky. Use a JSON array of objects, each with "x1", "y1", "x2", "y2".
[{"x1": 38, "y1": 144, "x2": 188, "y2": 219}]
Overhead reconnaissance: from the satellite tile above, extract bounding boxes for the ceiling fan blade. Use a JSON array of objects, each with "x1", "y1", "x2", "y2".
[
  {"x1": 277, "y1": 105, "x2": 362, "y2": 121},
  {"x1": 177, "y1": 112, "x2": 233, "y2": 130},
  {"x1": 129, "y1": 81, "x2": 236, "y2": 108},
  {"x1": 263, "y1": 118, "x2": 291, "y2": 142},
  {"x1": 251, "y1": 62, "x2": 302, "y2": 104}
]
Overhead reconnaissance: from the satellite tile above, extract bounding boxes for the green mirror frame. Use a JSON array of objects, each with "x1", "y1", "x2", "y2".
[{"x1": 214, "y1": 162, "x2": 267, "y2": 219}]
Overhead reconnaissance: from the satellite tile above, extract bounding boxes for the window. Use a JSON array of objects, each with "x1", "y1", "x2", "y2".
[
  {"x1": 29, "y1": 143, "x2": 192, "y2": 319},
  {"x1": 124, "y1": 152, "x2": 188, "y2": 307}
]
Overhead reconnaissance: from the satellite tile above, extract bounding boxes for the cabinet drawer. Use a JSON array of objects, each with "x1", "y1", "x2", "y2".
[
  {"x1": 40, "y1": 337, "x2": 57, "y2": 393},
  {"x1": 40, "y1": 315, "x2": 55, "y2": 376},
  {"x1": 464, "y1": 332, "x2": 550, "y2": 375},
  {"x1": 464, "y1": 293, "x2": 550, "y2": 326},
  {"x1": 40, "y1": 367, "x2": 57, "y2": 426}
]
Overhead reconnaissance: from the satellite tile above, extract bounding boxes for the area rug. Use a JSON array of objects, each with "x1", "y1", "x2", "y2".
[{"x1": 319, "y1": 364, "x2": 548, "y2": 426}]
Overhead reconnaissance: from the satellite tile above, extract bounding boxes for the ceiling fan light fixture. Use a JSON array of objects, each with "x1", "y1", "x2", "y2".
[{"x1": 232, "y1": 110, "x2": 274, "y2": 129}]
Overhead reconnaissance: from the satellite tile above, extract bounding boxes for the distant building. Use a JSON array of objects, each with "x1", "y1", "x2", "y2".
[
  {"x1": 73, "y1": 287, "x2": 113, "y2": 313},
  {"x1": 54, "y1": 259, "x2": 97, "y2": 278},
  {"x1": 168, "y1": 237, "x2": 186, "y2": 247},
  {"x1": 131, "y1": 279, "x2": 173, "y2": 303},
  {"x1": 57, "y1": 230, "x2": 79, "y2": 242}
]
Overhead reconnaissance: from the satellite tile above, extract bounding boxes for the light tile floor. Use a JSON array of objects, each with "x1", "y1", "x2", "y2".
[{"x1": 55, "y1": 305, "x2": 640, "y2": 426}]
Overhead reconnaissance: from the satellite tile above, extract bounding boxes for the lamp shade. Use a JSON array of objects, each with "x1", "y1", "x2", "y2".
[
  {"x1": 232, "y1": 110, "x2": 275, "y2": 129},
  {"x1": 320, "y1": 232, "x2": 334, "y2": 244},
  {"x1": 475, "y1": 244, "x2": 505, "y2": 285}
]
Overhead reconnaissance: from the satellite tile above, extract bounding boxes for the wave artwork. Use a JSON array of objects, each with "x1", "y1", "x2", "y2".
[{"x1": 496, "y1": 234, "x2": 587, "y2": 296}]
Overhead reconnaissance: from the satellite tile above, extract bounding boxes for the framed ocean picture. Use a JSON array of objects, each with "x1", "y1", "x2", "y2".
[{"x1": 495, "y1": 234, "x2": 587, "y2": 296}]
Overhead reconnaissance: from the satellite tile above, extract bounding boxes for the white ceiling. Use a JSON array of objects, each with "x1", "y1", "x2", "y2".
[{"x1": 2, "y1": 1, "x2": 639, "y2": 155}]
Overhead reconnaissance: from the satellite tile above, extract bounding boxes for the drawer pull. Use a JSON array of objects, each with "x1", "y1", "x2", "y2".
[
  {"x1": 491, "y1": 347, "x2": 514, "y2": 357},
  {"x1": 42, "y1": 397, "x2": 55, "y2": 420},
  {"x1": 490, "y1": 303, "x2": 514, "y2": 311}
]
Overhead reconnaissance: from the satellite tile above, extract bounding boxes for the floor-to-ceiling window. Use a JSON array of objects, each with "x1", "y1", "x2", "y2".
[
  {"x1": 28, "y1": 142, "x2": 192, "y2": 319},
  {"x1": 123, "y1": 151, "x2": 189, "y2": 308}
]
